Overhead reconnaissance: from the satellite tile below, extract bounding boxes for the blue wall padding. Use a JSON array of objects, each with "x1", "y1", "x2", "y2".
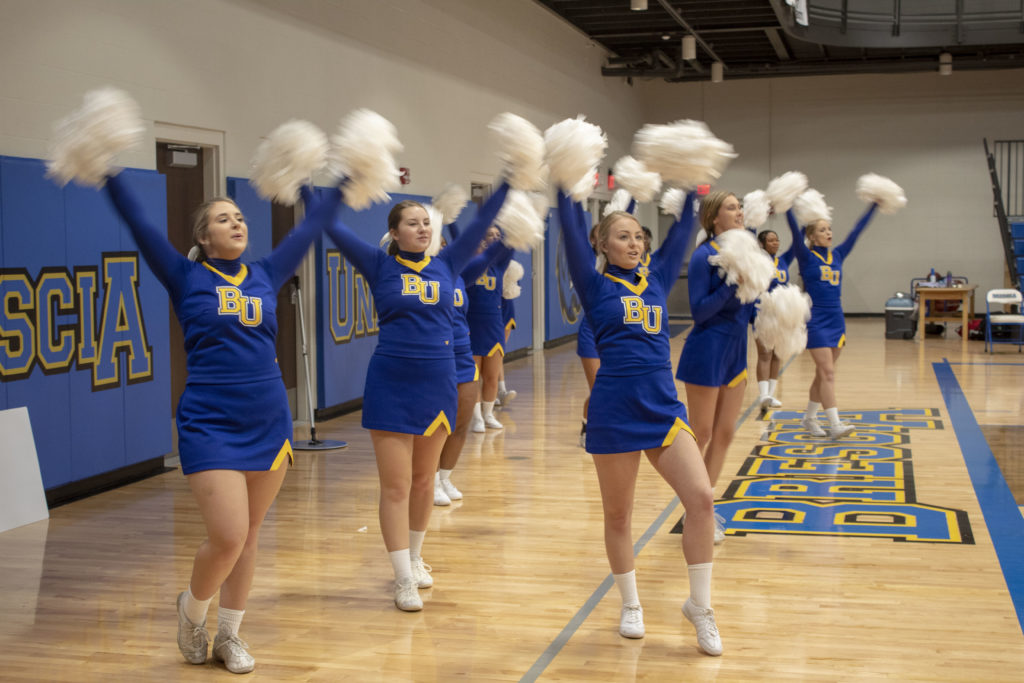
[{"x1": 544, "y1": 205, "x2": 587, "y2": 341}]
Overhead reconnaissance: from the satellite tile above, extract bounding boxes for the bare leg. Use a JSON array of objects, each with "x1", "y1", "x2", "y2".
[
  {"x1": 439, "y1": 380, "x2": 478, "y2": 471},
  {"x1": 591, "y1": 452, "x2": 642, "y2": 574},
  {"x1": 703, "y1": 381, "x2": 747, "y2": 487},
  {"x1": 479, "y1": 353, "x2": 503, "y2": 402},
  {"x1": 370, "y1": 430, "x2": 415, "y2": 551},
  {"x1": 808, "y1": 347, "x2": 842, "y2": 410},
  {"x1": 409, "y1": 430, "x2": 447, "y2": 530},
  {"x1": 645, "y1": 433, "x2": 714, "y2": 564}
]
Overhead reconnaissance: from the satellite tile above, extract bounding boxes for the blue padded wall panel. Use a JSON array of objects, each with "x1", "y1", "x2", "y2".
[
  {"x1": 543, "y1": 206, "x2": 587, "y2": 341},
  {"x1": 1, "y1": 157, "x2": 72, "y2": 488},
  {"x1": 0, "y1": 158, "x2": 5, "y2": 411},
  {"x1": 112, "y1": 170, "x2": 172, "y2": 466},
  {"x1": 505, "y1": 252, "x2": 533, "y2": 354},
  {"x1": 227, "y1": 178, "x2": 272, "y2": 261}
]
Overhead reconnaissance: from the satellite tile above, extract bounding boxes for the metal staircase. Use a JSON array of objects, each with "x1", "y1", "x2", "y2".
[{"x1": 983, "y1": 138, "x2": 1024, "y2": 291}]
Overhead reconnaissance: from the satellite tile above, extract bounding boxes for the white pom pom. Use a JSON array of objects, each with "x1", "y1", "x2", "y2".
[
  {"x1": 793, "y1": 189, "x2": 832, "y2": 227},
  {"x1": 249, "y1": 120, "x2": 328, "y2": 206},
  {"x1": 742, "y1": 189, "x2": 771, "y2": 229},
  {"x1": 633, "y1": 120, "x2": 735, "y2": 190},
  {"x1": 765, "y1": 171, "x2": 808, "y2": 213},
  {"x1": 47, "y1": 87, "x2": 144, "y2": 187},
  {"x1": 432, "y1": 183, "x2": 469, "y2": 225},
  {"x1": 503, "y1": 259, "x2": 525, "y2": 298},
  {"x1": 708, "y1": 228, "x2": 775, "y2": 303},
  {"x1": 424, "y1": 204, "x2": 444, "y2": 257},
  {"x1": 604, "y1": 189, "x2": 633, "y2": 217},
  {"x1": 529, "y1": 191, "x2": 550, "y2": 223},
  {"x1": 856, "y1": 173, "x2": 907, "y2": 214},
  {"x1": 496, "y1": 189, "x2": 545, "y2": 250},
  {"x1": 544, "y1": 116, "x2": 607, "y2": 201},
  {"x1": 659, "y1": 187, "x2": 685, "y2": 220},
  {"x1": 754, "y1": 284, "x2": 813, "y2": 359},
  {"x1": 612, "y1": 155, "x2": 661, "y2": 203},
  {"x1": 489, "y1": 113, "x2": 547, "y2": 191},
  {"x1": 329, "y1": 109, "x2": 403, "y2": 210}
]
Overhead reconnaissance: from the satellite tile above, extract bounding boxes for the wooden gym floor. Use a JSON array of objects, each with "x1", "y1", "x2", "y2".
[{"x1": 0, "y1": 318, "x2": 1022, "y2": 681}]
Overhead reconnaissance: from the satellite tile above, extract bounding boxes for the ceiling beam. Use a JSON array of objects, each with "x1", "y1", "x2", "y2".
[
  {"x1": 654, "y1": 0, "x2": 725, "y2": 69},
  {"x1": 764, "y1": 28, "x2": 790, "y2": 60}
]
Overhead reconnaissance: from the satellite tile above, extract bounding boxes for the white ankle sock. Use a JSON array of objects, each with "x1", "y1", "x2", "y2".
[
  {"x1": 409, "y1": 529, "x2": 426, "y2": 560},
  {"x1": 613, "y1": 569, "x2": 640, "y2": 608},
  {"x1": 757, "y1": 380, "x2": 769, "y2": 397},
  {"x1": 439, "y1": 468, "x2": 453, "y2": 481},
  {"x1": 498, "y1": 380, "x2": 507, "y2": 392},
  {"x1": 824, "y1": 407, "x2": 840, "y2": 427},
  {"x1": 217, "y1": 606, "x2": 244, "y2": 636},
  {"x1": 687, "y1": 562, "x2": 713, "y2": 609},
  {"x1": 805, "y1": 401, "x2": 822, "y2": 419},
  {"x1": 482, "y1": 400, "x2": 496, "y2": 419},
  {"x1": 768, "y1": 379, "x2": 778, "y2": 396},
  {"x1": 389, "y1": 548, "x2": 413, "y2": 582},
  {"x1": 472, "y1": 402, "x2": 483, "y2": 421},
  {"x1": 183, "y1": 586, "x2": 211, "y2": 625}
]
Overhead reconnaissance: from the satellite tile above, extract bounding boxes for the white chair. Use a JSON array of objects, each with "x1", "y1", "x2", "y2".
[{"x1": 985, "y1": 289, "x2": 1024, "y2": 352}]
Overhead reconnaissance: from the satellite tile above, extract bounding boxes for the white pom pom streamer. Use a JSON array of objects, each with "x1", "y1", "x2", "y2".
[
  {"x1": 633, "y1": 119, "x2": 735, "y2": 190},
  {"x1": 544, "y1": 116, "x2": 607, "y2": 201},
  {"x1": 490, "y1": 113, "x2": 547, "y2": 191},
  {"x1": 249, "y1": 120, "x2": 328, "y2": 206},
  {"x1": 432, "y1": 183, "x2": 469, "y2": 225},
  {"x1": 47, "y1": 87, "x2": 144, "y2": 188},
  {"x1": 503, "y1": 259, "x2": 525, "y2": 299},
  {"x1": 708, "y1": 228, "x2": 775, "y2": 303},
  {"x1": 604, "y1": 189, "x2": 633, "y2": 217},
  {"x1": 765, "y1": 171, "x2": 808, "y2": 213},
  {"x1": 659, "y1": 187, "x2": 685, "y2": 220},
  {"x1": 612, "y1": 155, "x2": 661, "y2": 203},
  {"x1": 424, "y1": 204, "x2": 444, "y2": 257},
  {"x1": 329, "y1": 109, "x2": 403, "y2": 210},
  {"x1": 754, "y1": 284, "x2": 812, "y2": 359},
  {"x1": 856, "y1": 173, "x2": 907, "y2": 214},
  {"x1": 529, "y1": 191, "x2": 550, "y2": 224},
  {"x1": 793, "y1": 188, "x2": 832, "y2": 227},
  {"x1": 496, "y1": 189, "x2": 544, "y2": 251},
  {"x1": 742, "y1": 189, "x2": 771, "y2": 229}
]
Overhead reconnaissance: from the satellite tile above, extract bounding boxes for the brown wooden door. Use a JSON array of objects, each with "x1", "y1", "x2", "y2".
[{"x1": 271, "y1": 201, "x2": 298, "y2": 417}]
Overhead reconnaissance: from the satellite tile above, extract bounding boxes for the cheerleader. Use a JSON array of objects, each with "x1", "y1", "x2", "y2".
[
  {"x1": 558, "y1": 191, "x2": 722, "y2": 655},
  {"x1": 786, "y1": 203, "x2": 878, "y2": 439},
  {"x1": 324, "y1": 183, "x2": 509, "y2": 611},
  {"x1": 755, "y1": 229, "x2": 795, "y2": 410},
  {"x1": 466, "y1": 226, "x2": 515, "y2": 432},
  {"x1": 676, "y1": 192, "x2": 756, "y2": 544},
  {"x1": 435, "y1": 234, "x2": 511, "y2": 506},
  {"x1": 576, "y1": 223, "x2": 601, "y2": 448},
  {"x1": 496, "y1": 293, "x2": 518, "y2": 407},
  {"x1": 103, "y1": 176, "x2": 339, "y2": 673}
]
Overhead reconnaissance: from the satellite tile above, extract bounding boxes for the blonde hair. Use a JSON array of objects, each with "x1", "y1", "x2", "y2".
[
  {"x1": 386, "y1": 200, "x2": 427, "y2": 256},
  {"x1": 698, "y1": 191, "x2": 736, "y2": 242},
  {"x1": 595, "y1": 211, "x2": 641, "y2": 272},
  {"x1": 189, "y1": 196, "x2": 241, "y2": 262}
]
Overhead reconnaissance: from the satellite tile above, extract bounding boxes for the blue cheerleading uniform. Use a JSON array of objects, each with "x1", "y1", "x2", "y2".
[
  {"x1": 677, "y1": 236, "x2": 757, "y2": 388},
  {"x1": 453, "y1": 239, "x2": 506, "y2": 384},
  {"x1": 324, "y1": 183, "x2": 509, "y2": 435},
  {"x1": 104, "y1": 174, "x2": 340, "y2": 474},
  {"x1": 786, "y1": 205, "x2": 877, "y2": 349},
  {"x1": 558, "y1": 190, "x2": 698, "y2": 454},
  {"x1": 768, "y1": 246, "x2": 795, "y2": 291},
  {"x1": 502, "y1": 297, "x2": 516, "y2": 337},
  {"x1": 466, "y1": 245, "x2": 514, "y2": 357},
  {"x1": 576, "y1": 316, "x2": 598, "y2": 359}
]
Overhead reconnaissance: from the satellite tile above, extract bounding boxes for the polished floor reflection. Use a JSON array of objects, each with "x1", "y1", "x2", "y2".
[{"x1": 0, "y1": 319, "x2": 1022, "y2": 681}]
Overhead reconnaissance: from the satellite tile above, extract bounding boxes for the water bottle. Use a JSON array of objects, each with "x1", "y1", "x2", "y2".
[
  {"x1": 945, "y1": 270, "x2": 952, "y2": 286},
  {"x1": 929, "y1": 268, "x2": 936, "y2": 283}
]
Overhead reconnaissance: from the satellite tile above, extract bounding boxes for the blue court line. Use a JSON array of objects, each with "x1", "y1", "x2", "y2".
[
  {"x1": 518, "y1": 496, "x2": 682, "y2": 683},
  {"x1": 521, "y1": 350, "x2": 793, "y2": 680},
  {"x1": 933, "y1": 359, "x2": 1024, "y2": 634},
  {"x1": 944, "y1": 362, "x2": 1024, "y2": 366}
]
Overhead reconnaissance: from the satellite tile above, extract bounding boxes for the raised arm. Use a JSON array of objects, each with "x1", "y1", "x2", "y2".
[
  {"x1": 779, "y1": 242, "x2": 796, "y2": 268},
  {"x1": 323, "y1": 213, "x2": 383, "y2": 283},
  {"x1": 442, "y1": 181, "x2": 510, "y2": 274},
  {"x1": 785, "y1": 208, "x2": 812, "y2": 262},
  {"x1": 104, "y1": 172, "x2": 188, "y2": 296},
  {"x1": 834, "y1": 203, "x2": 879, "y2": 260},
  {"x1": 264, "y1": 187, "x2": 342, "y2": 291},
  {"x1": 556, "y1": 190, "x2": 598, "y2": 307},
  {"x1": 687, "y1": 246, "x2": 738, "y2": 326},
  {"x1": 650, "y1": 191, "x2": 696, "y2": 287},
  {"x1": 461, "y1": 239, "x2": 509, "y2": 284}
]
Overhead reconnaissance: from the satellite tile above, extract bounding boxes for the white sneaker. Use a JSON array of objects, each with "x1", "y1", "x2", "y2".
[
  {"x1": 484, "y1": 414, "x2": 503, "y2": 430},
  {"x1": 440, "y1": 477, "x2": 463, "y2": 501},
  {"x1": 434, "y1": 478, "x2": 451, "y2": 506},
  {"x1": 394, "y1": 577, "x2": 423, "y2": 611},
  {"x1": 801, "y1": 416, "x2": 827, "y2": 437},
  {"x1": 713, "y1": 512, "x2": 726, "y2": 545},
  {"x1": 470, "y1": 414, "x2": 485, "y2": 433},
  {"x1": 176, "y1": 591, "x2": 209, "y2": 665},
  {"x1": 827, "y1": 421, "x2": 856, "y2": 440},
  {"x1": 768, "y1": 396, "x2": 783, "y2": 408},
  {"x1": 619, "y1": 604, "x2": 645, "y2": 639},
  {"x1": 411, "y1": 557, "x2": 433, "y2": 588},
  {"x1": 758, "y1": 395, "x2": 773, "y2": 411},
  {"x1": 212, "y1": 631, "x2": 255, "y2": 674},
  {"x1": 497, "y1": 387, "x2": 517, "y2": 405},
  {"x1": 682, "y1": 598, "x2": 723, "y2": 656},
  {"x1": 578, "y1": 422, "x2": 587, "y2": 449}
]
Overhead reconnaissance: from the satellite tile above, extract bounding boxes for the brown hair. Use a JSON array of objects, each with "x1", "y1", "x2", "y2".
[
  {"x1": 757, "y1": 229, "x2": 777, "y2": 249},
  {"x1": 189, "y1": 196, "x2": 241, "y2": 262},
  {"x1": 803, "y1": 218, "x2": 830, "y2": 243},
  {"x1": 386, "y1": 200, "x2": 427, "y2": 256},
  {"x1": 698, "y1": 191, "x2": 736, "y2": 242},
  {"x1": 595, "y1": 211, "x2": 641, "y2": 271}
]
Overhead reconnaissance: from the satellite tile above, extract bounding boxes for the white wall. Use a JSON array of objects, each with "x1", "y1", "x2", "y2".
[{"x1": 636, "y1": 69, "x2": 1024, "y2": 312}]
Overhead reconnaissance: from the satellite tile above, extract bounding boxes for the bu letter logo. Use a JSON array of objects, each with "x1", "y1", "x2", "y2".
[
  {"x1": 620, "y1": 296, "x2": 662, "y2": 334},
  {"x1": 401, "y1": 273, "x2": 440, "y2": 304},
  {"x1": 216, "y1": 286, "x2": 263, "y2": 326}
]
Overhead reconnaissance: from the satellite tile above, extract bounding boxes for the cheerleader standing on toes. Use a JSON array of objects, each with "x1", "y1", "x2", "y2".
[
  {"x1": 466, "y1": 226, "x2": 515, "y2": 433},
  {"x1": 105, "y1": 177, "x2": 340, "y2": 673},
  {"x1": 558, "y1": 191, "x2": 722, "y2": 655},
  {"x1": 324, "y1": 183, "x2": 510, "y2": 611},
  {"x1": 786, "y1": 203, "x2": 878, "y2": 440},
  {"x1": 755, "y1": 229, "x2": 794, "y2": 410},
  {"x1": 677, "y1": 192, "x2": 756, "y2": 544}
]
